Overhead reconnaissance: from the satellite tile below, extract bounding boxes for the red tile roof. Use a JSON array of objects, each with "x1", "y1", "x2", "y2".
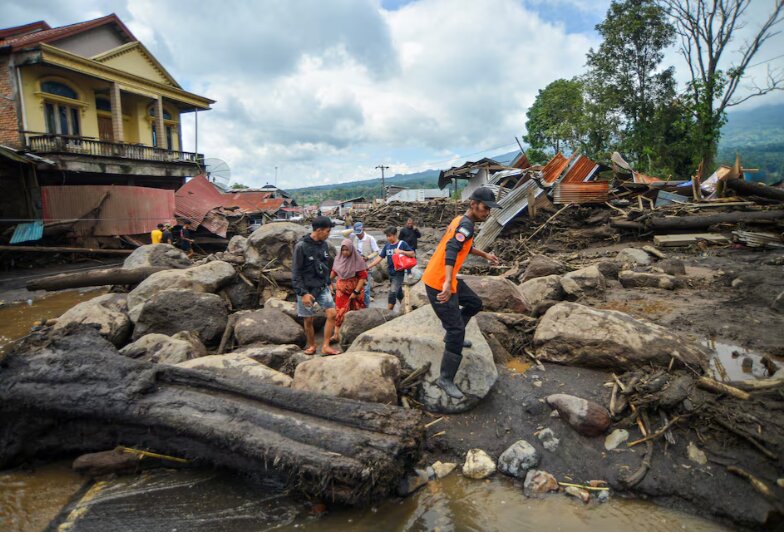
[
  {"x1": 0, "y1": 14, "x2": 136, "y2": 51},
  {"x1": 0, "y1": 21, "x2": 51, "y2": 40}
]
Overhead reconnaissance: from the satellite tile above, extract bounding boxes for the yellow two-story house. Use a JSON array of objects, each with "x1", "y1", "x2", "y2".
[{"x1": 0, "y1": 14, "x2": 214, "y2": 191}]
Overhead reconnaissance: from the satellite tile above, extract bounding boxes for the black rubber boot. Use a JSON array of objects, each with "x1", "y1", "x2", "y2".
[{"x1": 436, "y1": 350, "x2": 465, "y2": 400}]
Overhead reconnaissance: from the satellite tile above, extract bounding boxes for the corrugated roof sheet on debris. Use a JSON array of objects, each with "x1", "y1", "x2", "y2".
[
  {"x1": 473, "y1": 180, "x2": 549, "y2": 250},
  {"x1": 10, "y1": 220, "x2": 44, "y2": 244},
  {"x1": 220, "y1": 191, "x2": 273, "y2": 213},
  {"x1": 41, "y1": 185, "x2": 175, "y2": 236},
  {"x1": 560, "y1": 155, "x2": 600, "y2": 183},
  {"x1": 175, "y1": 175, "x2": 225, "y2": 228},
  {"x1": 541, "y1": 153, "x2": 573, "y2": 184},
  {"x1": 553, "y1": 182, "x2": 609, "y2": 204}
]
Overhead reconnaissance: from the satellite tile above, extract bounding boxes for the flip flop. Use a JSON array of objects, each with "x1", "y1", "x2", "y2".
[
  {"x1": 321, "y1": 347, "x2": 341, "y2": 356},
  {"x1": 303, "y1": 346, "x2": 317, "y2": 355}
]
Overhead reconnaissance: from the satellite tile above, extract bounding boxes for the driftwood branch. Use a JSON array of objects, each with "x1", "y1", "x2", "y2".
[{"x1": 26, "y1": 266, "x2": 169, "y2": 291}]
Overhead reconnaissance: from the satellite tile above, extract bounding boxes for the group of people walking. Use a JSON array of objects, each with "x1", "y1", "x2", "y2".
[{"x1": 291, "y1": 186, "x2": 500, "y2": 400}]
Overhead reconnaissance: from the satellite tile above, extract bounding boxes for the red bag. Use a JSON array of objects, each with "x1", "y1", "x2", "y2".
[{"x1": 391, "y1": 242, "x2": 417, "y2": 271}]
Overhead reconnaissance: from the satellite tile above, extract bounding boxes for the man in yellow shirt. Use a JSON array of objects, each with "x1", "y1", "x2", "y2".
[{"x1": 151, "y1": 224, "x2": 163, "y2": 244}]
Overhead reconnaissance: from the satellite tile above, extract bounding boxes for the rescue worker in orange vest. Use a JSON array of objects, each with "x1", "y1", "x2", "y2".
[{"x1": 422, "y1": 187, "x2": 501, "y2": 399}]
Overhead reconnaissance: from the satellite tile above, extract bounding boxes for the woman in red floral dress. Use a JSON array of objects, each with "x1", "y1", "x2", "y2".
[{"x1": 329, "y1": 238, "x2": 368, "y2": 343}]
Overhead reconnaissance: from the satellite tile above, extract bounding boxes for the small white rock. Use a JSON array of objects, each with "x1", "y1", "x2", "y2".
[
  {"x1": 462, "y1": 449, "x2": 496, "y2": 479},
  {"x1": 604, "y1": 429, "x2": 629, "y2": 451},
  {"x1": 687, "y1": 442, "x2": 708, "y2": 465},
  {"x1": 431, "y1": 461, "x2": 457, "y2": 479}
]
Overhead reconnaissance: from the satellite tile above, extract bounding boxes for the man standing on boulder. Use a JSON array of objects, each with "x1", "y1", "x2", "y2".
[
  {"x1": 421, "y1": 187, "x2": 500, "y2": 399},
  {"x1": 292, "y1": 216, "x2": 340, "y2": 355}
]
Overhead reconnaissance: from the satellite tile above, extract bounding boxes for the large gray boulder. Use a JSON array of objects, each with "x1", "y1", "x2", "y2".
[
  {"x1": 222, "y1": 280, "x2": 258, "y2": 310},
  {"x1": 245, "y1": 222, "x2": 308, "y2": 269},
  {"x1": 497, "y1": 440, "x2": 539, "y2": 479},
  {"x1": 560, "y1": 265, "x2": 606, "y2": 298},
  {"x1": 226, "y1": 235, "x2": 248, "y2": 256},
  {"x1": 123, "y1": 244, "x2": 191, "y2": 269},
  {"x1": 127, "y1": 261, "x2": 236, "y2": 314},
  {"x1": 521, "y1": 255, "x2": 566, "y2": 282},
  {"x1": 119, "y1": 331, "x2": 207, "y2": 364},
  {"x1": 132, "y1": 289, "x2": 228, "y2": 345},
  {"x1": 339, "y1": 308, "x2": 399, "y2": 350},
  {"x1": 226, "y1": 344, "x2": 311, "y2": 376},
  {"x1": 616, "y1": 248, "x2": 652, "y2": 266},
  {"x1": 292, "y1": 351, "x2": 400, "y2": 404},
  {"x1": 233, "y1": 308, "x2": 306, "y2": 346},
  {"x1": 177, "y1": 353, "x2": 292, "y2": 387},
  {"x1": 53, "y1": 293, "x2": 131, "y2": 347},
  {"x1": 348, "y1": 305, "x2": 498, "y2": 413},
  {"x1": 264, "y1": 297, "x2": 325, "y2": 329},
  {"x1": 534, "y1": 302, "x2": 709, "y2": 371},
  {"x1": 519, "y1": 275, "x2": 564, "y2": 308},
  {"x1": 409, "y1": 275, "x2": 530, "y2": 314}
]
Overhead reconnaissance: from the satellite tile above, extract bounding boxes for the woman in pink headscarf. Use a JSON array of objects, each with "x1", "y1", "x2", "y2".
[{"x1": 329, "y1": 238, "x2": 369, "y2": 342}]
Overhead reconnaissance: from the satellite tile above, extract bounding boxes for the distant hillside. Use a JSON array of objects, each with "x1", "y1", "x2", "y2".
[
  {"x1": 289, "y1": 150, "x2": 521, "y2": 204},
  {"x1": 718, "y1": 103, "x2": 784, "y2": 184}
]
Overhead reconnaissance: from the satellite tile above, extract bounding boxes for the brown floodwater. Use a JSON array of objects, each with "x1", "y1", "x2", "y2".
[
  {"x1": 0, "y1": 289, "x2": 106, "y2": 355},
  {"x1": 0, "y1": 466, "x2": 725, "y2": 531}
]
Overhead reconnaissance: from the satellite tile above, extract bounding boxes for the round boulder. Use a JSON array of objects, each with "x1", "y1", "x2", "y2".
[
  {"x1": 497, "y1": 439, "x2": 540, "y2": 479},
  {"x1": 177, "y1": 353, "x2": 292, "y2": 387},
  {"x1": 53, "y1": 293, "x2": 131, "y2": 347},
  {"x1": 245, "y1": 222, "x2": 308, "y2": 269},
  {"x1": 132, "y1": 289, "x2": 228, "y2": 345},
  {"x1": 119, "y1": 331, "x2": 207, "y2": 364},
  {"x1": 234, "y1": 308, "x2": 306, "y2": 346},
  {"x1": 123, "y1": 244, "x2": 192, "y2": 269}
]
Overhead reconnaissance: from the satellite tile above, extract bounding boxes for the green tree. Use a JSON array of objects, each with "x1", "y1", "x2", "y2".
[
  {"x1": 230, "y1": 183, "x2": 250, "y2": 190},
  {"x1": 585, "y1": 0, "x2": 677, "y2": 171},
  {"x1": 523, "y1": 78, "x2": 587, "y2": 161},
  {"x1": 662, "y1": 0, "x2": 784, "y2": 171}
]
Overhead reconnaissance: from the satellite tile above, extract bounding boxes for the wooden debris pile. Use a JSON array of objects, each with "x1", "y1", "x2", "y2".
[{"x1": 360, "y1": 199, "x2": 469, "y2": 228}]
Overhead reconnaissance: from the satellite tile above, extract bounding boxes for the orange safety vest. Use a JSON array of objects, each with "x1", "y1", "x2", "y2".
[{"x1": 422, "y1": 215, "x2": 473, "y2": 293}]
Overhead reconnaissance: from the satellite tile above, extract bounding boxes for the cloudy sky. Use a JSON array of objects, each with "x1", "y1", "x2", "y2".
[{"x1": 4, "y1": 0, "x2": 783, "y2": 189}]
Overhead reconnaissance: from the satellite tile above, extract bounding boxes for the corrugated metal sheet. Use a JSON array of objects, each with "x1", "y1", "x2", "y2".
[
  {"x1": 540, "y1": 153, "x2": 573, "y2": 184},
  {"x1": 553, "y1": 182, "x2": 609, "y2": 204},
  {"x1": 220, "y1": 191, "x2": 273, "y2": 213},
  {"x1": 10, "y1": 220, "x2": 44, "y2": 243},
  {"x1": 175, "y1": 175, "x2": 224, "y2": 227},
  {"x1": 41, "y1": 185, "x2": 175, "y2": 236},
  {"x1": 386, "y1": 189, "x2": 449, "y2": 203},
  {"x1": 473, "y1": 180, "x2": 548, "y2": 250},
  {"x1": 633, "y1": 172, "x2": 662, "y2": 184},
  {"x1": 560, "y1": 155, "x2": 600, "y2": 183}
]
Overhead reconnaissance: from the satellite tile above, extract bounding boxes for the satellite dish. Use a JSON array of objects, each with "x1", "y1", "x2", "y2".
[{"x1": 205, "y1": 158, "x2": 232, "y2": 188}]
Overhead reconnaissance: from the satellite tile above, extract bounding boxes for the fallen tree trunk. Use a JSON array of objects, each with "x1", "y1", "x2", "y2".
[
  {"x1": 26, "y1": 266, "x2": 170, "y2": 291},
  {"x1": 0, "y1": 327, "x2": 424, "y2": 504},
  {"x1": 725, "y1": 178, "x2": 784, "y2": 202},
  {"x1": 647, "y1": 210, "x2": 784, "y2": 231}
]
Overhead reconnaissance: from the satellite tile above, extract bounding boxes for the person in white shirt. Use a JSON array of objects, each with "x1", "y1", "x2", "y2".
[{"x1": 352, "y1": 222, "x2": 379, "y2": 308}]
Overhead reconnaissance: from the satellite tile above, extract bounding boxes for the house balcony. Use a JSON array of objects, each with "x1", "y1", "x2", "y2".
[{"x1": 25, "y1": 134, "x2": 204, "y2": 182}]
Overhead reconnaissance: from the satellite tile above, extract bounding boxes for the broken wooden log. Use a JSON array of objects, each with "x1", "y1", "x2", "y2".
[
  {"x1": 26, "y1": 266, "x2": 170, "y2": 291},
  {"x1": 725, "y1": 178, "x2": 784, "y2": 202},
  {"x1": 647, "y1": 210, "x2": 784, "y2": 231},
  {"x1": 697, "y1": 376, "x2": 751, "y2": 401},
  {"x1": 0, "y1": 327, "x2": 424, "y2": 504}
]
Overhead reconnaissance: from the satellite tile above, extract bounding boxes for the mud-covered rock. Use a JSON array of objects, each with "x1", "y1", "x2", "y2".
[
  {"x1": 177, "y1": 353, "x2": 292, "y2": 387},
  {"x1": 521, "y1": 255, "x2": 566, "y2": 282},
  {"x1": 119, "y1": 331, "x2": 207, "y2": 364},
  {"x1": 519, "y1": 274, "x2": 564, "y2": 307},
  {"x1": 339, "y1": 308, "x2": 399, "y2": 350},
  {"x1": 128, "y1": 261, "x2": 236, "y2": 314},
  {"x1": 53, "y1": 293, "x2": 131, "y2": 347},
  {"x1": 226, "y1": 344, "x2": 306, "y2": 375},
  {"x1": 771, "y1": 291, "x2": 784, "y2": 313},
  {"x1": 72, "y1": 449, "x2": 141, "y2": 477},
  {"x1": 222, "y1": 280, "x2": 258, "y2": 310},
  {"x1": 523, "y1": 470, "x2": 558, "y2": 495},
  {"x1": 123, "y1": 244, "x2": 192, "y2": 270},
  {"x1": 497, "y1": 440, "x2": 539, "y2": 479},
  {"x1": 560, "y1": 265, "x2": 606, "y2": 298},
  {"x1": 534, "y1": 302, "x2": 709, "y2": 371},
  {"x1": 462, "y1": 449, "x2": 496, "y2": 479},
  {"x1": 546, "y1": 394, "x2": 610, "y2": 437},
  {"x1": 245, "y1": 222, "x2": 308, "y2": 269},
  {"x1": 292, "y1": 351, "x2": 400, "y2": 404},
  {"x1": 226, "y1": 235, "x2": 248, "y2": 256},
  {"x1": 595, "y1": 260, "x2": 623, "y2": 279},
  {"x1": 658, "y1": 258, "x2": 686, "y2": 275},
  {"x1": 132, "y1": 290, "x2": 228, "y2": 345},
  {"x1": 348, "y1": 305, "x2": 498, "y2": 413},
  {"x1": 264, "y1": 297, "x2": 325, "y2": 329},
  {"x1": 619, "y1": 271, "x2": 679, "y2": 290},
  {"x1": 234, "y1": 308, "x2": 306, "y2": 346},
  {"x1": 409, "y1": 275, "x2": 530, "y2": 314}
]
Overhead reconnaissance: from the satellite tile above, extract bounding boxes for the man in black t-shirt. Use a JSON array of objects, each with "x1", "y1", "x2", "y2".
[{"x1": 398, "y1": 218, "x2": 421, "y2": 251}]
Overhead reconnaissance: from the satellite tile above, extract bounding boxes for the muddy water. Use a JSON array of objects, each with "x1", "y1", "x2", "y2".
[
  {"x1": 0, "y1": 289, "x2": 106, "y2": 355},
  {"x1": 5, "y1": 467, "x2": 724, "y2": 531},
  {"x1": 702, "y1": 339, "x2": 781, "y2": 381}
]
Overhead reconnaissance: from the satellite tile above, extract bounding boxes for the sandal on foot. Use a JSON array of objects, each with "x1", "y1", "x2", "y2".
[{"x1": 303, "y1": 346, "x2": 317, "y2": 355}]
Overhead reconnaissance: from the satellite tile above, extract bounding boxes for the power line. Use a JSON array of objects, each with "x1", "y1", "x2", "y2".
[{"x1": 748, "y1": 53, "x2": 784, "y2": 69}]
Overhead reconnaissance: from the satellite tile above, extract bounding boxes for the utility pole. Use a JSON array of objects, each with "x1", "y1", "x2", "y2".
[
  {"x1": 375, "y1": 165, "x2": 389, "y2": 201},
  {"x1": 274, "y1": 166, "x2": 278, "y2": 186}
]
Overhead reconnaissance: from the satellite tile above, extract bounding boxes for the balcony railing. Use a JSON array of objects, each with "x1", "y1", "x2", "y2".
[{"x1": 26, "y1": 134, "x2": 204, "y2": 165}]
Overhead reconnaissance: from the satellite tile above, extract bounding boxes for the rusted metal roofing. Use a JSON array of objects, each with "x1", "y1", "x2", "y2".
[
  {"x1": 553, "y1": 182, "x2": 609, "y2": 204},
  {"x1": 0, "y1": 14, "x2": 136, "y2": 50},
  {"x1": 560, "y1": 155, "x2": 601, "y2": 183},
  {"x1": 633, "y1": 172, "x2": 662, "y2": 184},
  {"x1": 220, "y1": 191, "x2": 273, "y2": 213},
  {"x1": 540, "y1": 153, "x2": 573, "y2": 184},
  {"x1": 41, "y1": 185, "x2": 175, "y2": 236},
  {"x1": 175, "y1": 175, "x2": 224, "y2": 228}
]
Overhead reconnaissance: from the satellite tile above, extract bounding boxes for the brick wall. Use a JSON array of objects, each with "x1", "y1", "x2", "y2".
[{"x1": 0, "y1": 56, "x2": 21, "y2": 148}]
